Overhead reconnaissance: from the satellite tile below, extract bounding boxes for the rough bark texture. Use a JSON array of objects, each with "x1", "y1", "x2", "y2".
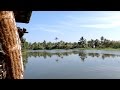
[{"x1": 0, "y1": 11, "x2": 24, "y2": 79}]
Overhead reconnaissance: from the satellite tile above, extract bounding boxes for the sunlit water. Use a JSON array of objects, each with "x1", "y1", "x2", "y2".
[{"x1": 22, "y1": 50, "x2": 120, "y2": 79}]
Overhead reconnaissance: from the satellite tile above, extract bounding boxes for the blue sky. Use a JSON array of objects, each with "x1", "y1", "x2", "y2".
[{"x1": 16, "y1": 11, "x2": 120, "y2": 43}]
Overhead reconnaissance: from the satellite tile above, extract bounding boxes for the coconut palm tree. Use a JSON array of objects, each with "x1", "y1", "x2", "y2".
[
  {"x1": 55, "y1": 37, "x2": 58, "y2": 42},
  {"x1": 55, "y1": 37, "x2": 59, "y2": 48}
]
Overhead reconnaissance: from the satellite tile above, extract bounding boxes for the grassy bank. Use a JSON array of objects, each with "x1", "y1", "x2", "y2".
[
  {"x1": 1, "y1": 48, "x2": 120, "y2": 53},
  {"x1": 76, "y1": 48, "x2": 120, "y2": 51},
  {"x1": 22, "y1": 48, "x2": 120, "y2": 51}
]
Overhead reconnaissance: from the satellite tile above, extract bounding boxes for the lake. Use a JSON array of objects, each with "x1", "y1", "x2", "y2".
[{"x1": 22, "y1": 50, "x2": 120, "y2": 79}]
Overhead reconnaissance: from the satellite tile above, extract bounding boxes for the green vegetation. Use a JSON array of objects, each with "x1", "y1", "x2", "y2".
[{"x1": 21, "y1": 36, "x2": 120, "y2": 50}]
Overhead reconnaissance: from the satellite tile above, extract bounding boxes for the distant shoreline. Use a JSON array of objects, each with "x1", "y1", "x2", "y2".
[
  {"x1": 1, "y1": 48, "x2": 120, "y2": 53},
  {"x1": 22, "y1": 48, "x2": 120, "y2": 51}
]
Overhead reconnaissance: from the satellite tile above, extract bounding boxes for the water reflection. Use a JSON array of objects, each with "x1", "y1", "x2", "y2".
[
  {"x1": 78, "y1": 51, "x2": 87, "y2": 62},
  {"x1": 22, "y1": 50, "x2": 120, "y2": 66},
  {"x1": 88, "y1": 53, "x2": 100, "y2": 58},
  {"x1": 1, "y1": 50, "x2": 120, "y2": 79}
]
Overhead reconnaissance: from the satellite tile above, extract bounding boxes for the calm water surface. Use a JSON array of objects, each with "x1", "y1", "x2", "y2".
[{"x1": 22, "y1": 50, "x2": 120, "y2": 79}]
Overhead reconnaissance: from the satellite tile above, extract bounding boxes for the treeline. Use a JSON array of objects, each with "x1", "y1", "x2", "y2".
[{"x1": 21, "y1": 36, "x2": 120, "y2": 50}]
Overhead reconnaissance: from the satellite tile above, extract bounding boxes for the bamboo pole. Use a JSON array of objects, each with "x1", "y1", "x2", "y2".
[{"x1": 0, "y1": 11, "x2": 24, "y2": 79}]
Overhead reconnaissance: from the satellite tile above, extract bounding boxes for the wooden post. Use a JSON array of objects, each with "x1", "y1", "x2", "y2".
[{"x1": 0, "y1": 11, "x2": 24, "y2": 79}]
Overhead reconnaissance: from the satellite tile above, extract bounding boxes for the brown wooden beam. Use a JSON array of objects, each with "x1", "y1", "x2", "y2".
[{"x1": 0, "y1": 11, "x2": 24, "y2": 79}]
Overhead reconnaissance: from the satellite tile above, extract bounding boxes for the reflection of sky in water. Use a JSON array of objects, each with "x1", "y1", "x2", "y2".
[{"x1": 23, "y1": 50, "x2": 120, "y2": 79}]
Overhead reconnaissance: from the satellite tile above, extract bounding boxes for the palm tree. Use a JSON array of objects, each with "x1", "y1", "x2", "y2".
[
  {"x1": 101, "y1": 36, "x2": 104, "y2": 41},
  {"x1": 94, "y1": 39, "x2": 100, "y2": 48},
  {"x1": 55, "y1": 37, "x2": 58, "y2": 42},
  {"x1": 100, "y1": 36, "x2": 104, "y2": 48},
  {"x1": 55, "y1": 37, "x2": 59, "y2": 48},
  {"x1": 87, "y1": 39, "x2": 95, "y2": 48},
  {"x1": 43, "y1": 40, "x2": 46, "y2": 49},
  {"x1": 78, "y1": 36, "x2": 86, "y2": 48}
]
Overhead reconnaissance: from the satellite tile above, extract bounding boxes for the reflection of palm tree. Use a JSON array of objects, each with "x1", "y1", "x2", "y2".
[
  {"x1": 61, "y1": 56, "x2": 64, "y2": 59},
  {"x1": 81, "y1": 57, "x2": 85, "y2": 61},
  {"x1": 56, "y1": 59, "x2": 59, "y2": 62},
  {"x1": 78, "y1": 51, "x2": 87, "y2": 62},
  {"x1": 43, "y1": 55, "x2": 47, "y2": 59},
  {"x1": 102, "y1": 55, "x2": 105, "y2": 60},
  {"x1": 55, "y1": 53, "x2": 61, "y2": 62}
]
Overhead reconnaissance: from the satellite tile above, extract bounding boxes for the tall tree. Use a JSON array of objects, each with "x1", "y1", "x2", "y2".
[
  {"x1": 94, "y1": 39, "x2": 100, "y2": 48},
  {"x1": 100, "y1": 36, "x2": 104, "y2": 48},
  {"x1": 78, "y1": 36, "x2": 87, "y2": 48},
  {"x1": 101, "y1": 36, "x2": 104, "y2": 41},
  {"x1": 43, "y1": 40, "x2": 46, "y2": 49},
  {"x1": 55, "y1": 37, "x2": 59, "y2": 48}
]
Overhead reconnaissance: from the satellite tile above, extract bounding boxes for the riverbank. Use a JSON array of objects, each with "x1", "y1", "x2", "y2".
[
  {"x1": 21, "y1": 48, "x2": 120, "y2": 52},
  {"x1": 1, "y1": 48, "x2": 120, "y2": 53},
  {"x1": 84, "y1": 48, "x2": 120, "y2": 51}
]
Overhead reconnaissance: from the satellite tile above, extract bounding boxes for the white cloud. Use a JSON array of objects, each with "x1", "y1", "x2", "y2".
[
  {"x1": 80, "y1": 23, "x2": 119, "y2": 29},
  {"x1": 29, "y1": 11, "x2": 120, "y2": 35},
  {"x1": 63, "y1": 12, "x2": 120, "y2": 29},
  {"x1": 79, "y1": 13, "x2": 120, "y2": 28}
]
